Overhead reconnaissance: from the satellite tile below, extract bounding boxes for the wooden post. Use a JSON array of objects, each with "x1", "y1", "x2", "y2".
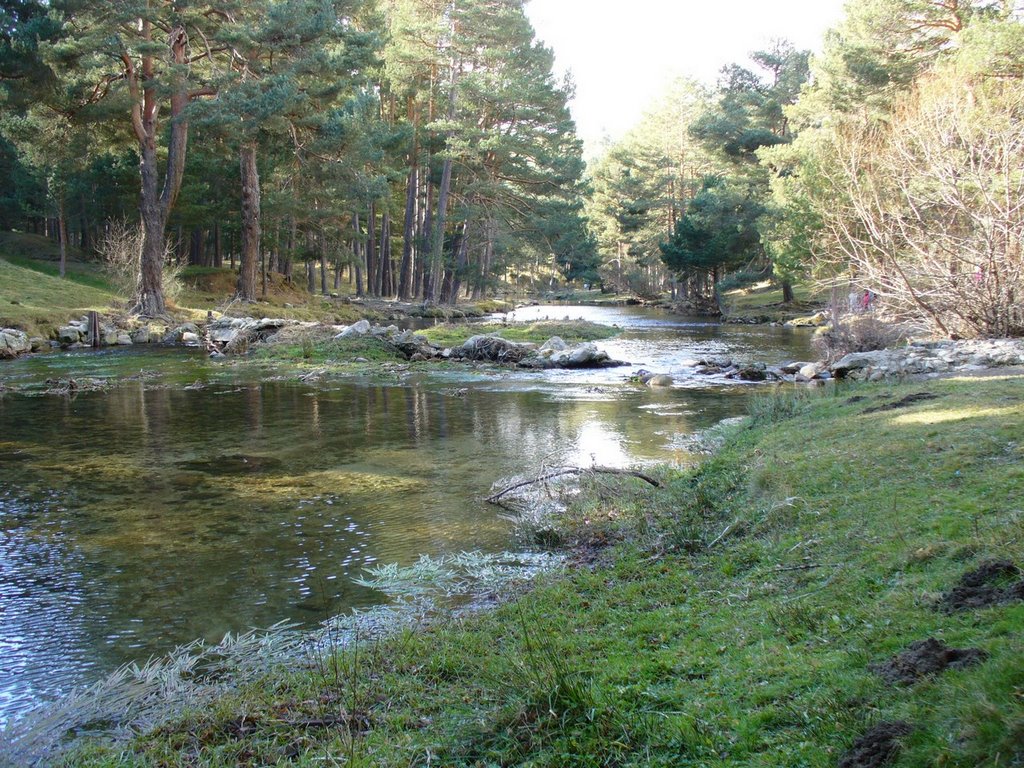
[{"x1": 89, "y1": 311, "x2": 100, "y2": 348}]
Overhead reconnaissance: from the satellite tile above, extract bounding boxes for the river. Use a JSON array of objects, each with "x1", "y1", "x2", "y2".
[{"x1": 0, "y1": 306, "x2": 812, "y2": 722}]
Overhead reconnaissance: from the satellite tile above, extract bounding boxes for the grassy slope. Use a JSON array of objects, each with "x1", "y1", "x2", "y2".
[
  {"x1": 721, "y1": 280, "x2": 825, "y2": 323},
  {"x1": 0, "y1": 254, "x2": 118, "y2": 337},
  {"x1": 69, "y1": 373, "x2": 1024, "y2": 767}
]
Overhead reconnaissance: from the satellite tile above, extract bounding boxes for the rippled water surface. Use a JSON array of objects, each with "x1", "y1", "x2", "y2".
[{"x1": 0, "y1": 306, "x2": 812, "y2": 720}]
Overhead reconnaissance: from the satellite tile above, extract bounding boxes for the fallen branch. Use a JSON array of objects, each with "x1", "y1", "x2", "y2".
[{"x1": 485, "y1": 466, "x2": 660, "y2": 504}]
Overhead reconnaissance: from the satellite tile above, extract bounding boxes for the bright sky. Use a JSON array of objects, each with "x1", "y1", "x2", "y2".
[{"x1": 524, "y1": 0, "x2": 848, "y2": 155}]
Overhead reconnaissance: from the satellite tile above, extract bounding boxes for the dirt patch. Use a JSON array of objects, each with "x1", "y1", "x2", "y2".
[
  {"x1": 838, "y1": 722, "x2": 913, "y2": 768},
  {"x1": 845, "y1": 395, "x2": 868, "y2": 405},
  {"x1": 937, "y1": 560, "x2": 1024, "y2": 613},
  {"x1": 862, "y1": 392, "x2": 939, "y2": 414},
  {"x1": 870, "y1": 638, "x2": 987, "y2": 685}
]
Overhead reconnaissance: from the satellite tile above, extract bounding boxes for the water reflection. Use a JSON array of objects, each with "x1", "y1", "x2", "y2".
[{"x1": 0, "y1": 306, "x2": 814, "y2": 720}]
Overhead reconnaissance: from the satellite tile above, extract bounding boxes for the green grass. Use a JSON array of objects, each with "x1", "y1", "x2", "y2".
[
  {"x1": 61, "y1": 377, "x2": 1024, "y2": 767},
  {"x1": 0, "y1": 255, "x2": 119, "y2": 337},
  {"x1": 721, "y1": 280, "x2": 825, "y2": 322},
  {"x1": 420, "y1": 319, "x2": 620, "y2": 347}
]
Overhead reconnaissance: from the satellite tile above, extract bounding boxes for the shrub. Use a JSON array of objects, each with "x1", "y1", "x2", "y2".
[{"x1": 99, "y1": 220, "x2": 182, "y2": 306}]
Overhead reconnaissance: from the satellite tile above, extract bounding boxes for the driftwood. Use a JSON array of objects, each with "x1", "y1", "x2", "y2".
[{"x1": 485, "y1": 466, "x2": 660, "y2": 504}]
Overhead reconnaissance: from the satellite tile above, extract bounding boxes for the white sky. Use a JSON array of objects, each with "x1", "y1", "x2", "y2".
[{"x1": 524, "y1": 0, "x2": 848, "y2": 155}]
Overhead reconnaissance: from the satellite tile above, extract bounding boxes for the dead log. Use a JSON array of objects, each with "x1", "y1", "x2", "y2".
[{"x1": 485, "y1": 466, "x2": 660, "y2": 504}]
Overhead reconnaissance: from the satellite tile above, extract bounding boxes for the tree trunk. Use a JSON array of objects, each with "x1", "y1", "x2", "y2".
[
  {"x1": 452, "y1": 221, "x2": 470, "y2": 303},
  {"x1": 56, "y1": 196, "x2": 68, "y2": 279},
  {"x1": 353, "y1": 212, "x2": 364, "y2": 297},
  {"x1": 781, "y1": 280, "x2": 795, "y2": 304},
  {"x1": 213, "y1": 222, "x2": 223, "y2": 268},
  {"x1": 189, "y1": 227, "x2": 204, "y2": 266},
  {"x1": 428, "y1": 157, "x2": 453, "y2": 302},
  {"x1": 364, "y1": 202, "x2": 376, "y2": 297},
  {"x1": 397, "y1": 166, "x2": 417, "y2": 300},
  {"x1": 137, "y1": 142, "x2": 167, "y2": 316},
  {"x1": 131, "y1": 23, "x2": 192, "y2": 317},
  {"x1": 237, "y1": 143, "x2": 261, "y2": 301},
  {"x1": 381, "y1": 208, "x2": 393, "y2": 297}
]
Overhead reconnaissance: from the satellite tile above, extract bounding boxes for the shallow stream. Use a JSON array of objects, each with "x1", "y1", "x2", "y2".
[{"x1": 0, "y1": 306, "x2": 812, "y2": 721}]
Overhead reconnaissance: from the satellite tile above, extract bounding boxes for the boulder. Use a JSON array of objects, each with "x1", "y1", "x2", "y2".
[
  {"x1": 181, "y1": 332, "x2": 201, "y2": 347},
  {"x1": 336, "y1": 319, "x2": 371, "y2": 339},
  {"x1": 162, "y1": 323, "x2": 200, "y2": 345},
  {"x1": 797, "y1": 362, "x2": 822, "y2": 381},
  {"x1": 130, "y1": 326, "x2": 153, "y2": 344},
  {"x1": 785, "y1": 311, "x2": 829, "y2": 328},
  {"x1": 0, "y1": 328, "x2": 31, "y2": 358},
  {"x1": 730, "y1": 366, "x2": 768, "y2": 382},
  {"x1": 646, "y1": 374, "x2": 674, "y2": 387},
  {"x1": 830, "y1": 350, "x2": 890, "y2": 379},
  {"x1": 29, "y1": 337, "x2": 48, "y2": 353},
  {"x1": 540, "y1": 336, "x2": 568, "y2": 352},
  {"x1": 116, "y1": 333, "x2": 133, "y2": 346},
  {"x1": 392, "y1": 330, "x2": 439, "y2": 359},
  {"x1": 58, "y1": 326, "x2": 82, "y2": 345}
]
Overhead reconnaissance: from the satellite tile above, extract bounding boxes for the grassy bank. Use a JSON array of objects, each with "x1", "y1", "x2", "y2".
[
  {"x1": 63, "y1": 373, "x2": 1024, "y2": 767},
  {"x1": 0, "y1": 255, "x2": 118, "y2": 337},
  {"x1": 721, "y1": 280, "x2": 825, "y2": 324}
]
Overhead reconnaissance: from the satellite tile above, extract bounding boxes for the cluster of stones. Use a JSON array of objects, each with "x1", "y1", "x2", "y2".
[
  {"x1": 828, "y1": 339, "x2": 1024, "y2": 381},
  {"x1": 333, "y1": 319, "x2": 625, "y2": 369},
  {"x1": 678, "y1": 356, "x2": 819, "y2": 383}
]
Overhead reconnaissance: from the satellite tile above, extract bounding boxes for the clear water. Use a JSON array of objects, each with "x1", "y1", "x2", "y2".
[{"x1": 0, "y1": 306, "x2": 812, "y2": 720}]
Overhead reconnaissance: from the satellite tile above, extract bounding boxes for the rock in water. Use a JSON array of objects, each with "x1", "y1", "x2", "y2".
[{"x1": 0, "y1": 328, "x2": 31, "y2": 358}]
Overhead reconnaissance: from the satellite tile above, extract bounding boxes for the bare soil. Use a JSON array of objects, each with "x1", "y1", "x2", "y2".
[{"x1": 870, "y1": 638, "x2": 987, "y2": 686}]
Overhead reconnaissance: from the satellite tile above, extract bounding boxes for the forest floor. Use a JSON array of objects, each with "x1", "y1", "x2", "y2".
[{"x1": 64, "y1": 373, "x2": 1024, "y2": 767}]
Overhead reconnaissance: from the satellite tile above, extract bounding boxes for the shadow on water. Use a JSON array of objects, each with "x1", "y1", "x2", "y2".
[{"x1": 0, "y1": 305, "x2": 814, "y2": 720}]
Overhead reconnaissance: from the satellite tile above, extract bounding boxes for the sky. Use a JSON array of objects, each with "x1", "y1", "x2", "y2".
[{"x1": 524, "y1": 0, "x2": 848, "y2": 155}]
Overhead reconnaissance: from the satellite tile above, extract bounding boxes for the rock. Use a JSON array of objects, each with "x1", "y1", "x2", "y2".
[
  {"x1": 130, "y1": 326, "x2": 152, "y2": 344},
  {"x1": 392, "y1": 330, "x2": 439, "y2": 360},
  {"x1": 336, "y1": 319, "x2": 371, "y2": 339},
  {"x1": 29, "y1": 337, "x2": 48, "y2": 353},
  {"x1": 784, "y1": 311, "x2": 829, "y2": 328},
  {"x1": 540, "y1": 336, "x2": 568, "y2": 352},
  {"x1": 830, "y1": 350, "x2": 890, "y2": 378},
  {"x1": 731, "y1": 366, "x2": 768, "y2": 382},
  {"x1": 0, "y1": 328, "x2": 31, "y2": 358},
  {"x1": 181, "y1": 332, "x2": 201, "y2": 347},
  {"x1": 162, "y1": 323, "x2": 200, "y2": 345},
  {"x1": 798, "y1": 362, "x2": 821, "y2": 380},
  {"x1": 646, "y1": 374, "x2": 674, "y2": 387},
  {"x1": 58, "y1": 326, "x2": 82, "y2": 345},
  {"x1": 116, "y1": 333, "x2": 133, "y2": 346}
]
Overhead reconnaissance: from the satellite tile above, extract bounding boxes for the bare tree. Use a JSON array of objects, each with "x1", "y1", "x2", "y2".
[{"x1": 823, "y1": 70, "x2": 1024, "y2": 338}]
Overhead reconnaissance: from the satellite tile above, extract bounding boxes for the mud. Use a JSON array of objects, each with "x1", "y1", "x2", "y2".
[
  {"x1": 870, "y1": 638, "x2": 987, "y2": 685},
  {"x1": 937, "y1": 560, "x2": 1024, "y2": 613},
  {"x1": 838, "y1": 722, "x2": 913, "y2": 768}
]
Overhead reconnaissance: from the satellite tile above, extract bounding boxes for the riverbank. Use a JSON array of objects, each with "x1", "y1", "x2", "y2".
[{"x1": 54, "y1": 372, "x2": 1023, "y2": 767}]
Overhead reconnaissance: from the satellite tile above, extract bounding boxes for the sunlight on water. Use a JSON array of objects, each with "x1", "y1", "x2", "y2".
[{"x1": 0, "y1": 306, "x2": 812, "y2": 720}]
